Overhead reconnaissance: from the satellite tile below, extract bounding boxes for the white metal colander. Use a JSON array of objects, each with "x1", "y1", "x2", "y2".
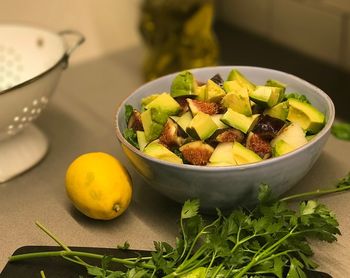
[{"x1": 0, "y1": 24, "x2": 84, "y2": 182}]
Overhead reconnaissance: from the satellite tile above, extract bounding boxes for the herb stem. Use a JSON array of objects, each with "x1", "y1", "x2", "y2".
[
  {"x1": 280, "y1": 185, "x2": 350, "y2": 202},
  {"x1": 9, "y1": 250, "x2": 156, "y2": 270}
]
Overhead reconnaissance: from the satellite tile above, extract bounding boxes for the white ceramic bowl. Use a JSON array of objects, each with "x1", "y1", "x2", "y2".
[{"x1": 115, "y1": 66, "x2": 335, "y2": 210}]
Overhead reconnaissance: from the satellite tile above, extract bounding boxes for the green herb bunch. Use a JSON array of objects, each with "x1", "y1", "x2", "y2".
[{"x1": 9, "y1": 174, "x2": 350, "y2": 278}]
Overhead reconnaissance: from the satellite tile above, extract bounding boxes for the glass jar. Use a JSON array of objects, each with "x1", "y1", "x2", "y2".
[{"x1": 139, "y1": 0, "x2": 219, "y2": 81}]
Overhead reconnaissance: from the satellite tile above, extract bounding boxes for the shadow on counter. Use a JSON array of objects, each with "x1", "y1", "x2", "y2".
[{"x1": 214, "y1": 20, "x2": 350, "y2": 121}]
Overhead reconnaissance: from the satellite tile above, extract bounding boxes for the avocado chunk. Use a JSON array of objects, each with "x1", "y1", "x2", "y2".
[
  {"x1": 210, "y1": 114, "x2": 229, "y2": 129},
  {"x1": 287, "y1": 98, "x2": 325, "y2": 134},
  {"x1": 209, "y1": 142, "x2": 236, "y2": 165},
  {"x1": 179, "y1": 141, "x2": 214, "y2": 165},
  {"x1": 176, "y1": 111, "x2": 193, "y2": 133},
  {"x1": 226, "y1": 69, "x2": 255, "y2": 93},
  {"x1": 195, "y1": 84, "x2": 207, "y2": 101},
  {"x1": 221, "y1": 88, "x2": 252, "y2": 116},
  {"x1": 143, "y1": 140, "x2": 183, "y2": 164},
  {"x1": 205, "y1": 79, "x2": 226, "y2": 102},
  {"x1": 232, "y1": 141, "x2": 262, "y2": 165},
  {"x1": 223, "y1": 80, "x2": 243, "y2": 94},
  {"x1": 136, "y1": 131, "x2": 148, "y2": 151},
  {"x1": 265, "y1": 79, "x2": 286, "y2": 102},
  {"x1": 221, "y1": 108, "x2": 260, "y2": 134},
  {"x1": 272, "y1": 139, "x2": 295, "y2": 157},
  {"x1": 249, "y1": 86, "x2": 283, "y2": 108},
  {"x1": 187, "y1": 111, "x2": 218, "y2": 140},
  {"x1": 145, "y1": 93, "x2": 181, "y2": 123},
  {"x1": 141, "y1": 94, "x2": 160, "y2": 111},
  {"x1": 141, "y1": 109, "x2": 164, "y2": 141},
  {"x1": 271, "y1": 123, "x2": 308, "y2": 154},
  {"x1": 264, "y1": 101, "x2": 289, "y2": 121},
  {"x1": 170, "y1": 71, "x2": 197, "y2": 98}
]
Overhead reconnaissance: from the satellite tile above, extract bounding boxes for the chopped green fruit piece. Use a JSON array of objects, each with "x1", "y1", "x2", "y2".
[
  {"x1": 136, "y1": 131, "x2": 148, "y2": 151},
  {"x1": 272, "y1": 139, "x2": 295, "y2": 157},
  {"x1": 187, "y1": 111, "x2": 218, "y2": 140},
  {"x1": 250, "y1": 86, "x2": 283, "y2": 108},
  {"x1": 143, "y1": 140, "x2": 183, "y2": 164},
  {"x1": 271, "y1": 123, "x2": 308, "y2": 150},
  {"x1": 170, "y1": 71, "x2": 197, "y2": 98},
  {"x1": 141, "y1": 109, "x2": 164, "y2": 141},
  {"x1": 221, "y1": 108, "x2": 260, "y2": 134},
  {"x1": 210, "y1": 114, "x2": 228, "y2": 129},
  {"x1": 205, "y1": 79, "x2": 226, "y2": 102},
  {"x1": 176, "y1": 111, "x2": 193, "y2": 133},
  {"x1": 141, "y1": 94, "x2": 159, "y2": 111},
  {"x1": 232, "y1": 141, "x2": 262, "y2": 165},
  {"x1": 209, "y1": 142, "x2": 236, "y2": 165},
  {"x1": 221, "y1": 88, "x2": 252, "y2": 116},
  {"x1": 287, "y1": 98, "x2": 325, "y2": 134},
  {"x1": 195, "y1": 84, "x2": 207, "y2": 100},
  {"x1": 264, "y1": 101, "x2": 289, "y2": 121},
  {"x1": 223, "y1": 80, "x2": 243, "y2": 94},
  {"x1": 145, "y1": 93, "x2": 181, "y2": 119},
  {"x1": 226, "y1": 69, "x2": 255, "y2": 93},
  {"x1": 265, "y1": 79, "x2": 286, "y2": 102}
]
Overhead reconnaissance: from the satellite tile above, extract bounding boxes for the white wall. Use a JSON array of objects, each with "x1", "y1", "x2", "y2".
[
  {"x1": 217, "y1": 0, "x2": 350, "y2": 71},
  {"x1": 0, "y1": 0, "x2": 142, "y2": 65}
]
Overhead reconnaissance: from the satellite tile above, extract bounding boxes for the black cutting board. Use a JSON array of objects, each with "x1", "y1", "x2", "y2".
[{"x1": 1, "y1": 246, "x2": 332, "y2": 278}]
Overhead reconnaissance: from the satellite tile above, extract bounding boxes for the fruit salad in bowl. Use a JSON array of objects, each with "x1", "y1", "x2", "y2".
[{"x1": 115, "y1": 66, "x2": 334, "y2": 210}]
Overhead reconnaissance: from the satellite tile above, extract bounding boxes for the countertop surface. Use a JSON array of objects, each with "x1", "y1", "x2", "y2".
[{"x1": 1, "y1": 41, "x2": 350, "y2": 277}]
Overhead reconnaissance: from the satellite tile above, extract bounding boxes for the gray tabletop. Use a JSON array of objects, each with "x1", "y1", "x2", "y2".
[{"x1": 0, "y1": 47, "x2": 349, "y2": 277}]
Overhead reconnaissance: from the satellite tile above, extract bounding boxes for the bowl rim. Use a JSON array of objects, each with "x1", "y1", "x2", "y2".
[
  {"x1": 0, "y1": 23, "x2": 67, "y2": 96},
  {"x1": 115, "y1": 65, "x2": 335, "y2": 172}
]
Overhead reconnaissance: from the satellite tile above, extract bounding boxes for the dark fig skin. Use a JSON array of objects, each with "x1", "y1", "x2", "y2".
[
  {"x1": 253, "y1": 115, "x2": 285, "y2": 140},
  {"x1": 210, "y1": 73, "x2": 224, "y2": 87}
]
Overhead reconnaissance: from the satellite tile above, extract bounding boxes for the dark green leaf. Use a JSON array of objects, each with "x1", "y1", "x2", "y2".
[
  {"x1": 181, "y1": 199, "x2": 200, "y2": 219},
  {"x1": 123, "y1": 128, "x2": 139, "y2": 149},
  {"x1": 285, "y1": 93, "x2": 311, "y2": 104},
  {"x1": 286, "y1": 258, "x2": 307, "y2": 278},
  {"x1": 87, "y1": 265, "x2": 104, "y2": 276},
  {"x1": 125, "y1": 104, "x2": 134, "y2": 124},
  {"x1": 331, "y1": 122, "x2": 350, "y2": 141},
  {"x1": 117, "y1": 241, "x2": 130, "y2": 250},
  {"x1": 336, "y1": 172, "x2": 350, "y2": 188}
]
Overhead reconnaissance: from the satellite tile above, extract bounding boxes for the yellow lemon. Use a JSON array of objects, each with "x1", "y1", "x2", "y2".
[{"x1": 65, "y1": 152, "x2": 132, "y2": 220}]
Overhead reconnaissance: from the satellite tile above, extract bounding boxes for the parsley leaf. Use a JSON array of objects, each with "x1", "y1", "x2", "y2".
[
  {"x1": 285, "y1": 93, "x2": 311, "y2": 104},
  {"x1": 124, "y1": 104, "x2": 134, "y2": 124},
  {"x1": 331, "y1": 122, "x2": 350, "y2": 140},
  {"x1": 123, "y1": 128, "x2": 139, "y2": 149}
]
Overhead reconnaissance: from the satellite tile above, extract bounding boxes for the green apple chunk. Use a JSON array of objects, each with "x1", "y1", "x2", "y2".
[
  {"x1": 287, "y1": 98, "x2": 325, "y2": 134},
  {"x1": 232, "y1": 141, "x2": 262, "y2": 165},
  {"x1": 221, "y1": 108, "x2": 260, "y2": 134},
  {"x1": 143, "y1": 140, "x2": 183, "y2": 164},
  {"x1": 271, "y1": 123, "x2": 308, "y2": 157},
  {"x1": 209, "y1": 142, "x2": 236, "y2": 165}
]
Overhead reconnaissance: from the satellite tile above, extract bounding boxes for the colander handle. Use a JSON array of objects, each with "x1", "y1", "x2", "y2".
[{"x1": 58, "y1": 30, "x2": 85, "y2": 68}]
